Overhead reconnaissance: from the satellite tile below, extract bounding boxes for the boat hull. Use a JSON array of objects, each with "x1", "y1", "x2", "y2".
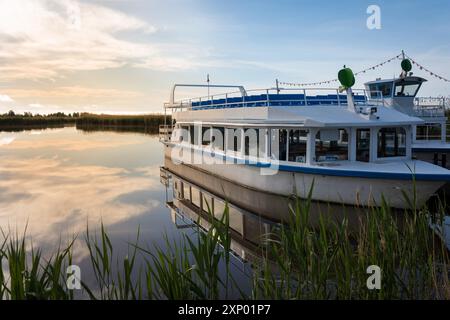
[{"x1": 164, "y1": 144, "x2": 445, "y2": 211}]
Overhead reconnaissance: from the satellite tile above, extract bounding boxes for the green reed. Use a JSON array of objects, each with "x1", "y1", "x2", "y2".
[{"x1": 0, "y1": 188, "x2": 448, "y2": 300}]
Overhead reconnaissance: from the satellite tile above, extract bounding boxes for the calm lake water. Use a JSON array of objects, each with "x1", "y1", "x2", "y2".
[
  {"x1": 0, "y1": 126, "x2": 252, "y2": 297},
  {"x1": 0, "y1": 126, "x2": 448, "y2": 298}
]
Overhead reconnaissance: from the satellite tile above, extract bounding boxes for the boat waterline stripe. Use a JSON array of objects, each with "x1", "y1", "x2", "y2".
[
  {"x1": 412, "y1": 147, "x2": 450, "y2": 153},
  {"x1": 169, "y1": 144, "x2": 450, "y2": 181}
]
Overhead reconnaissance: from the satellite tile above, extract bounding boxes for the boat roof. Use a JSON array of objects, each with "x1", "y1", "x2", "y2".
[{"x1": 174, "y1": 105, "x2": 424, "y2": 127}]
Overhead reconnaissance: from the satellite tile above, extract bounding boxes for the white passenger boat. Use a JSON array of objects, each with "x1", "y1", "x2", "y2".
[
  {"x1": 160, "y1": 80, "x2": 450, "y2": 210},
  {"x1": 364, "y1": 76, "x2": 450, "y2": 167}
]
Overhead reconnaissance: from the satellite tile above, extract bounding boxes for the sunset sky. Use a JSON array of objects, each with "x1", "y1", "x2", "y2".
[{"x1": 0, "y1": 0, "x2": 449, "y2": 114}]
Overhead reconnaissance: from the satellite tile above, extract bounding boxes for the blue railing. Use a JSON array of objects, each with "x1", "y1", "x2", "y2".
[
  {"x1": 191, "y1": 93, "x2": 367, "y2": 110},
  {"x1": 164, "y1": 87, "x2": 379, "y2": 111}
]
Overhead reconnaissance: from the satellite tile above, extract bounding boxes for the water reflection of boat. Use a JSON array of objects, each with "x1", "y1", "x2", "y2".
[{"x1": 162, "y1": 167, "x2": 276, "y2": 264}]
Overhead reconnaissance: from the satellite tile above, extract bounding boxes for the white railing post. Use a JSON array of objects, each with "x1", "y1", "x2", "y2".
[
  {"x1": 369, "y1": 127, "x2": 378, "y2": 162},
  {"x1": 306, "y1": 128, "x2": 317, "y2": 164},
  {"x1": 349, "y1": 127, "x2": 357, "y2": 161}
]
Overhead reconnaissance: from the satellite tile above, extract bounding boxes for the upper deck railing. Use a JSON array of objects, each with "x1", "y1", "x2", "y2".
[
  {"x1": 164, "y1": 86, "x2": 383, "y2": 111},
  {"x1": 413, "y1": 97, "x2": 448, "y2": 117}
]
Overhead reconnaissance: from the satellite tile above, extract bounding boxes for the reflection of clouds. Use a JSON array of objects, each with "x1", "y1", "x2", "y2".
[
  {"x1": 0, "y1": 156, "x2": 162, "y2": 262},
  {"x1": 0, "y1": 136, "x2": 15, "y2": 146},
  {"x1": 1, "y1": 136, "x2": 138, "y2": 151}
]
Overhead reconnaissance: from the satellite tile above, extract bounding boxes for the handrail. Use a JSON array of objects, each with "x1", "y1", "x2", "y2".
[
  {"x1": 413, "y1": 97, "x2": 446, "y2": 117},
  {"x1": 164, "y1": 85, "x2": 384, "y2": 110},
  {"x1": 169, "y1": 84, "x2": 247, "y2": 107}
]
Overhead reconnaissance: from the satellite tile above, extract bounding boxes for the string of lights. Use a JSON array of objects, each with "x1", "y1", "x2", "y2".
[
  {"x1": 279, "y1": 51, "x2": 449, "y2": 87},
  {"x1": 404, "y1": 54, "x2": 450, "y2": 83}
]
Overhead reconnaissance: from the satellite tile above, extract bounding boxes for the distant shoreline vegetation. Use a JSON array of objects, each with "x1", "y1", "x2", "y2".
[{"x1": 0, "y1": 111, "x2": 170, "y2": 133}]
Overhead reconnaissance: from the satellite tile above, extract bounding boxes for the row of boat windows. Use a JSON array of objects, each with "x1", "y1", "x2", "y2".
[
  {"x1": 367, "y1": 81, "x2": 421, "y2": 98},
  {"x1": 177, "y1": 125, "x2": 407, "y2": 162},
  {"x1": 416, "y1": 124, "x2": 442, "y2": 140}
]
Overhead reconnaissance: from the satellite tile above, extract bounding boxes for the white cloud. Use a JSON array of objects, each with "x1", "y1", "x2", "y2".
[
  {"x1": 0, "y1": 0, "x2": 201, "y2": 81},
  {"x1": 0, "y1": 94, "x2": 13, "y2": 102}
]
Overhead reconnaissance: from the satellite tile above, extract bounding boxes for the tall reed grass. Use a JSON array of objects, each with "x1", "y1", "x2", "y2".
[{"x1": 0, "y1": 191, "x2": 448, "y2": 300}]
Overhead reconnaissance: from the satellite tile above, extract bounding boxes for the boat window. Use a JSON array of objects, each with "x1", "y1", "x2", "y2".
[
  {"x1": 180, "y1": 125, "x2": 189, "y2": 143},
  {"x1": 395, "y1": 82, "x2": 420, "y2": 97},
  {"x1": 356, "y1": 129, "x2": 370, "y2": 162},
  {"x1": 226, "y1": 128, "x2": 242, "y2": 153},
  {"x1": 244, "y1": 128, "x2": 259, "y2": 157},
  {"x1": 212, "y1": 127, "x2": 224, "y2": 150},
  {"x1": 259, "y1": 129, "x2": 267, "y2": 157},
  {"x1": 278, "y1": 129, "x2": 288, "y2": 161},
  {"x1": 270, "y1": 129, "x2": 288, "y2": 161},
  {"x1": 368, "y1": 82, "x2": 392, "y2": 98},
  {"x1": 202, "y1": 126, "x2": 211, "y2": 146},
  {"x1": 315, "y1": 129, "x2": 348, "y2": 162},
  {"x1": 288, "y1": 129, "x2": 308, "y2": 162},
  {"x1": 416, "y1": 124, "x2": 441, "y2": 141},
  {"x1": 377, "y1": 127, "x2": 406, "y2": 157},
  {"x1": 190, "y1": 125, "x2": 195, "y2": 145}
]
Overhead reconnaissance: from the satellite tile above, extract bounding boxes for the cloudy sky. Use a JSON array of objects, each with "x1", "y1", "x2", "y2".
[{"x1": 0, "y1": 0, "x2": 449, "y2": 114}]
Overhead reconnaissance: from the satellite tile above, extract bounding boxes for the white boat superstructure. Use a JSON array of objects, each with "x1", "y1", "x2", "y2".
[
  {"x1": 364, "y1": 76, "x2": 450, "y2": 166},
  {"x1": 160, "y1": 83, "x2": 450, "y2": 211}
]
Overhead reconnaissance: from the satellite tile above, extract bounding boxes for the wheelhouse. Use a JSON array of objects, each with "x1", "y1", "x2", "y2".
[{"x1": 365, "y1": 76, "x2": 448, "y2": 143}]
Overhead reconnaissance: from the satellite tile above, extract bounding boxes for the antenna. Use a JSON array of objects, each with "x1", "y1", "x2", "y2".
[{"x1": 207, "y1": 74, "x2": 210, "y2": 99}]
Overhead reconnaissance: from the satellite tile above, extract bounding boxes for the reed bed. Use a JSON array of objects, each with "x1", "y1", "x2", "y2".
[
  {"x1": 0, "y1": 192, "x2": 449, "y2": 300},
  {"x1": 0, "y1": 113, "x2": 169, "y2": 133}
]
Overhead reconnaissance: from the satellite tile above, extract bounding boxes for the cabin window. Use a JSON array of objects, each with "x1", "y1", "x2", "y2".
[
  {"x1": 356, "y1": 129, "x2": 370, "y2": 162},
  {"x1": 202, "y1": 126, "x2": 211, "y2": 146},
  {"x1": 368, "y1": 82, "x2": 392, "y2": 98},
  {"x1": 190, "y1": 125, "x2": 195, "y2": 145},
  {"x1": 377, "y1": 127, "x2": 406, "y2": 158},
  {"x1": 270, "y1": 129, "x2": 288, "y2": 160},
  {"x1": 394, "y1": 82, "x2": 420, "y2": 97},
  {"x1": 212, "y1": 127, "x2": 224, "y2": 150},
  {"x1": 288, "y1": 129, "x2": 308, "y2": 162},
  {"x1": 244, "y1": 128, "x2": 259, "y2": 157},
  {"x1": 315, "y1": 129, "x2": 348, "y2": 162},
  {"x1": 416, "y1": 124, "x2": 441, "y2": 141},
  {"x1": 259, "y1": 129, "x2": 268, "y2": 158},
  {"x1": 180, "y1": 125, "x2": 189, "y2": 143},
  {"x1": 226, "y1": 128, "x2": 242, "y2": 153},
  {"x1": 279, "y1": 129, "x2": 288, "y2": 161}
]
